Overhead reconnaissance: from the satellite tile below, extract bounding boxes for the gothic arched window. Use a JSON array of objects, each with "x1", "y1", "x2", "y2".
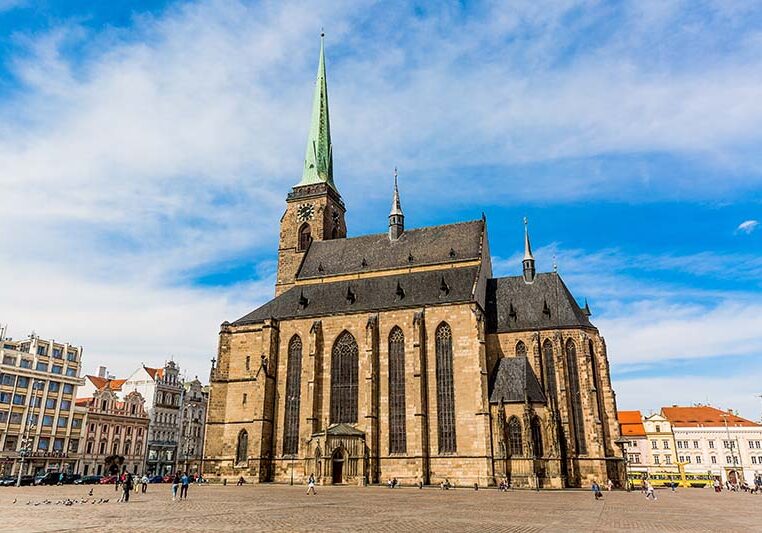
[
  {"x1": 589, "y1": 340, "x2": 604, "y2": 422},
  {"x1": 515, "y1": 341, "x2": 527, "y2": 358},
  {"x1": 507, "y1": 416, "x2": 523, "y2": 456},
  {"x1": 435, "y1": 322, "x2": 457, "y2": 454},
  {"x1": 388, "y1": 327, "x2": 407, "y2": 454},
  {"x1": 531, "y1": 417, "x2": 543, "y2": 458},
  {"x1": 542, "y1": 340, "x2": 557, "y2": 404},
  {"x1": 565, "y1": 339, "x2": 587, "y2": 454},
  {"x1": 298, "y1": 223, "x2": 312, "y2": 251},
  {"x1": 283, "y1": 335, "x2": 303, "y2": 455},
  {"x1": 236, "y1": 430, "x2": 248, "y2": 465},
  {"x1": 330, "y1": 331, "x2": 358, "y2": 424}
]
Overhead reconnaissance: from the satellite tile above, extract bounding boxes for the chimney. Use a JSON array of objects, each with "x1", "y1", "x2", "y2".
[{"x1": 97, "y1": 366, "x2": 107, "y2": 378}]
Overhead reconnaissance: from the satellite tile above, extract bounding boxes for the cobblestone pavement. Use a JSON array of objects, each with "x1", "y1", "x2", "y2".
[{"x1": 0, "y1": 484, "x2": 760, "y2": 532}]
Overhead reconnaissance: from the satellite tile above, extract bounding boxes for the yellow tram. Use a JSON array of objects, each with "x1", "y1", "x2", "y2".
[{"x1": 628, "y1": 464, "x2": 714, "y2": 488}]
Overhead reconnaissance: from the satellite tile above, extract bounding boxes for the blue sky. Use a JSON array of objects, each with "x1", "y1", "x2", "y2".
[{"x1": 0, "y1": 0, "x2": 760, "y2": 419}]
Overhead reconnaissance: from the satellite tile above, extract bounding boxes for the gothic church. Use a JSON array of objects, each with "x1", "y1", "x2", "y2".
[{"x1": 203, "y1": 37, "x2": 624, "y2": 488}]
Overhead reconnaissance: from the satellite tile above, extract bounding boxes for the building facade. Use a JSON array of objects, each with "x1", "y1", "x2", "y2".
[
  {"x1": 642, "y1": 413, "x2": 678, "y2": 472},
  {"x1": 203, "y1": 38, "x2": 623, "y2": 488},
  {"x1": 122, "y1": 362, "x2": 183, "y2": 476},
  {"x1": 617, "y1": 410, "x2": 649, "y2": 476},
  {"x1": 0, "y1": 328, "x2": 85, "y2": 476},
  {"x1": 76, "y1": 385, "x2": 149, "y2": 477},
  {"x1": 180, "y1": 378, "x2": 208, "y2": 475},
  {"x1": 663, "y1": 405, "x2": 762, "y2": 486}
]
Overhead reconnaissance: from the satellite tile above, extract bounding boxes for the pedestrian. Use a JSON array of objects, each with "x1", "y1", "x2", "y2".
[
  {"x1": 141, "y1": 474, "x2": 149, "y2": 493},
  {"x1": 592, "y1": 480, "x2": 603, "y2": 500},
  {"x1": 119, "y1": 474, "x2": 133, "y2": 503},
  {"x1": 306, "y1": 473, "x2": 317, "y2": 495},
  {"x1": 180, "y1": 472, "x2": 190, "y2": 500},
  {"x1": 606, "y1": 479, "x2": 613, "y2": 492},
  {"x1": 171, "y1": 473, "x2": 180, "y2": 501},
  {"x1": 645, "y1": 481, "x2": 657, "y2": 501}
]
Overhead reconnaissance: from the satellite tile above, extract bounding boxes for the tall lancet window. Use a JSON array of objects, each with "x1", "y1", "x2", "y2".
[
  {"x1": 531, "y1": 416, "x2": 544, "y2": 458},
  {"x1": 236, "y1": 430, "x2": 248, "y2": 465},
  {"x1": 283, "y1": 335, "x2": 303, "y2": 455},
  {"x1": 589, "y1": 340, "x2": 605, "y2": 422},
  {"x1": 298, "y1": 223, "x2": 311, "y2": 251},
  {"x1": 565, "y1": 339, "x2": 587, "y2": 454},
  {"x1": 542, "y1": 340, "x2": 558, "y2": 404},
  {"x1": 388, "y1": 327, "x2": 407, "y2": 454},
  {"x1": 435, "y1": 322, "x2": 457, "y2": 454},
  {"x1": 506, "y1": 416, "x2": 523, "y2": 456},
  {"x1": 330, "y1": 331, "x2": 358, "y2": 424},
  {"x1": 515, "y1": 341, "x2": 527, "y2": 358}
]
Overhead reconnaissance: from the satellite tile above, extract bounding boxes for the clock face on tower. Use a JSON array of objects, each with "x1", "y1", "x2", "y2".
[{"x1": 297, "y1": 203, "x2": 315, "y2": 222}]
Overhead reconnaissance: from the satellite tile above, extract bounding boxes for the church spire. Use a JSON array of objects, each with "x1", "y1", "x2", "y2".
[
  {"x1": 389, "y1": 167, "x2": 405, "y2": 240},
  {"x1": 297, "y1": 32, "x2": 334, "y2": 189},
  {"x1": 522, "y1": 217, "x2": 536, "y2": 284}
]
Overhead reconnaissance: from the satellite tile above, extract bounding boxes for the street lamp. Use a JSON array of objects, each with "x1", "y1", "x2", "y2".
[
  {"x1": 614, "y1": 437, "x2": 631, "y2": 491},
  {"x1": 17, "y1": 380, "x2": 44, "y2": 487}
]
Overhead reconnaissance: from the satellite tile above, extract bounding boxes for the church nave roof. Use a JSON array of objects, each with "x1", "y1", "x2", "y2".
[
  {"x1": 297, "y1": 219, "x2": 484, "y2": 280},
  {"x1": 234, "y1": 265, "x2": 480, "y2": 325}
]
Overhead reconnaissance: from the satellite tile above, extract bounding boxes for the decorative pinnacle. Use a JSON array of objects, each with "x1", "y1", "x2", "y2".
[
  {"x1": 390, "y1": 167, "x2": 403, "y2": 217},
  {"x1": 523, "y1": 217, "x2": 534, "y2": 261},
  {"x1": 552, "y1": 253, "x2": 558, "y2": 273}
]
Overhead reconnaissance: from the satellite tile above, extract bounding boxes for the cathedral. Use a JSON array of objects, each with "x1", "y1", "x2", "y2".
[{"x1": 203, "y1": 36, "x2": 624, "y2": 488}]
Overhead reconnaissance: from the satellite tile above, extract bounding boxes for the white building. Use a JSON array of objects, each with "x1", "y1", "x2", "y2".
[
  {"x1": 642, "y1": 412, "x2": 678, "y2": 472},
  {"x1": 662, "y1": 405, "x2": 762, "y2": 486},
  {"x1": 179, "y1": 378, "x2": 208, "y2": 475},
  {"x1": 617, "y1": 410, "x2": 650, "y2": 476},
  {"x1": 121, "y1": 361, "x2": 183, "y2": 476}
]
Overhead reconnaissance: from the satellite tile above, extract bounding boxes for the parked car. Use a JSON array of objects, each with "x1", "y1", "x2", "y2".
[
  {"x1": 162, "y1": 474, "x2": 174, "y2": 483},
  {"x1": 74, "y1": 475, "x2": 102, "y2": 485},
  {"x1": 15, "y1": 475, "x2": 36, "y2": 486},
  {"x1": 99, "y1": 475, "x2": 118, "y2": 484},
  {"x1": 0, "y1": 476, "x2": 17, "y2": 487},
  {"x1": 148, "y1": 475, "x2": 164, "y2": 484}
]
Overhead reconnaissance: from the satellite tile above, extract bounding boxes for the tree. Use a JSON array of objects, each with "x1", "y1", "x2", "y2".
[{"x1": 104, "y1": 454, "x2": 125, "y2": 475}]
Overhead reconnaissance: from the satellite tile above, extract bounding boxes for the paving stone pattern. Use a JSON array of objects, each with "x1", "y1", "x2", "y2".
[{"x1": 0, "y1": 484, "x2": 760, "y2": 532}]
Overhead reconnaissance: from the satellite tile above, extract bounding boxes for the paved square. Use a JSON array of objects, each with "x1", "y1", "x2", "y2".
[{"x1": 0, "y1": 484, "x2": 760, "y2": 532}]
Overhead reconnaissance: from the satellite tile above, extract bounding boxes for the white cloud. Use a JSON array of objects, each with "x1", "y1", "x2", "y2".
[
  {"x1": 737, "y1": 220, "x2": 759, "y2": 234},
  {"x1": 615, "y1": 375, "x2": 761, "y2": 422}
]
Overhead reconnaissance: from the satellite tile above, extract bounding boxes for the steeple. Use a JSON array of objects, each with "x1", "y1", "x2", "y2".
[
  {"x1": 522, "y1": 217, "x2": 536, "y2": 284},
  {"x1": 297, "y1": 32, "x2": 334, "y2": 189},
  {"x1": 389, "y1": 167, "x2": 404, "y2": 240}
]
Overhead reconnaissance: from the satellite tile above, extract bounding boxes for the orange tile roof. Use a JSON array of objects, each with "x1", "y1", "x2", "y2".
[
  {"x1": 143, "y1": 366, "x2": 164, "y2": 380},
  {"x1": 75, "y1": 398, "x2": 92, "y2": 407},
  {"x1": 84, "y1": 375, "x2": 125, "y2": 392},
  {"x1": 85, "y1": 375, "x2": 109, "y2": 390},
  {"x1": 662, "y1": 406, "x2": 760, "y2": 428},
  {"x1": 107, "y1": 379, "x2": 126, "y2": 391},
  {"x1": 618, "y1": 410, "x2": 646, "y2": 436}
]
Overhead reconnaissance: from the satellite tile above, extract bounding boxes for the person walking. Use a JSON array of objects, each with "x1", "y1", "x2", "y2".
[
  {"x1": 171, "y1": 473, "x2": 180, "y2": 501},
  {"x1": 119, "y1": 474, "x2": 133, "y2": 503},
  {"x1": 180, "y1": 472, "x2": 190, "y2": 500},
  {"x1": 306, "y1": 473, "x2": 317, "y2": 495},
  {"x1": 592, "y1": 480, "x2": 603, "y2": 500},
  {"x1": 141, "y1": 474, "x2": 149, "y2": 493},
  {"x1": 645, "y1": 481, "x2": 657, "y2": 501}
]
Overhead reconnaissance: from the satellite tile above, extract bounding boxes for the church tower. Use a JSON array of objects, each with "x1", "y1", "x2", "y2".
[{"x1": 276, "y1": 34, "x2": 346, "y2": 296}]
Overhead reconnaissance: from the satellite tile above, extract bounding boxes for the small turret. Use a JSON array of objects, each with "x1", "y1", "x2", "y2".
[
  {"x1": 522, "y1": 217, "x2": 536, "y2": 284},
  {"x1": 389, "y1": 167, "x2": 404, "y2": 240}
]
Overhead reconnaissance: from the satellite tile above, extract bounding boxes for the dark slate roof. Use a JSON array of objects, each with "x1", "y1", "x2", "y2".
[
  {"x1": 233, "y1": 266, "x2": 479, "y2": 325},
  {"x1": 297, "y1": 220, "x2": 484, "y2": 280},
  {"x1": 485, "y1": 273, "x2": 593, "y2": 333},
  {"x1": 489, "y1": 357, "x2": 546, "y2": 404}
]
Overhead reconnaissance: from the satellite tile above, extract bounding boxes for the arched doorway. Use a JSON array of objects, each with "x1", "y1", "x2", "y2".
[{"x1": 331, "y1": 449, "x2": 344, "y2": 484}]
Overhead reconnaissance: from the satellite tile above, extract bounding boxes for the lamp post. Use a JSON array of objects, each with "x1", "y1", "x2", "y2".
[
  {"x1": 614, "y1": 437, "x2": 631, "y2": 491},
  {"x1": 17, "y1": 380, "x2": 44, "y2": 487}
]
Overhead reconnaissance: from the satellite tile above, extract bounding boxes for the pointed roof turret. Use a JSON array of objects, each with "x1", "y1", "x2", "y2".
[
  {"x1": 388, "y1": 167, "x2": 405, "y2": 240},
  {"x1": 297, "y1": 32, "x2": 334, "y2": 189},
  {"x1": 522, "y1": 217, "x2": 536, "y2": 284}
]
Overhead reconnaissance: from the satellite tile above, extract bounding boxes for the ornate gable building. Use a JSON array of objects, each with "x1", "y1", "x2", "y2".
[{"x1": 203, "y1": 36, "x2": 623, "y2": 488}]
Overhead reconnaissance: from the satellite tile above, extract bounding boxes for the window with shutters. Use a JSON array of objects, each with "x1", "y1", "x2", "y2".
[
  {"x1": 388, "y1": 327, "x2": 407, "y2": 454},
  {"x1": 435, "y1": 322, "x2": 456, "y2": 454},
  {"x1": 283, "y1": 335, "x2": 303, "y2": 455},
  {"x1": 565, "y1": 339, "x2": 587, "y2": 454},
  {"x1": 330, "y1": 331, "x2": 358, "y2": 424},
  {"x1": 507, "y1": 416, "x2": 523, "y2": 456}
]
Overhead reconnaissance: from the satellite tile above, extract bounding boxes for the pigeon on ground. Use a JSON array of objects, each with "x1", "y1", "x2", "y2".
[
  {"x1": 88, "y1": 489, "x2": 93, "y2": 496},
  {"x1": 12, "y1": 498, "x2": 16, "y2": 504}
]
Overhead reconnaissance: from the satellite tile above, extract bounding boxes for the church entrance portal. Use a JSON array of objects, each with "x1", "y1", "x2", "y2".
[{"x1": 332, "y1": 450, "x2": 344, "y2": 484}]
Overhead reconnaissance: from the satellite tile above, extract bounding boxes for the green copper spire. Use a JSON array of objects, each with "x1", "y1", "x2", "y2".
[{"x1": 297, "y1": 33, "x2": 334, "y2": 188}]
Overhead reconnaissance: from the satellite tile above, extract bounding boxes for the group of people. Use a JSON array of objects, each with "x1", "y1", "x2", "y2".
[
  {"x1": 110, "y1": 471, "x2": 195, "y2": 502},
  {"x1": 590, "y1": 479, "x2": 615, "y2": 500}
]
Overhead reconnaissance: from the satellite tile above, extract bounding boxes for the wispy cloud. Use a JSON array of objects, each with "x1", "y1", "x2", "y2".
[{"x1": 736, "y1": 220, "x2": 759, "y2": 234}]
